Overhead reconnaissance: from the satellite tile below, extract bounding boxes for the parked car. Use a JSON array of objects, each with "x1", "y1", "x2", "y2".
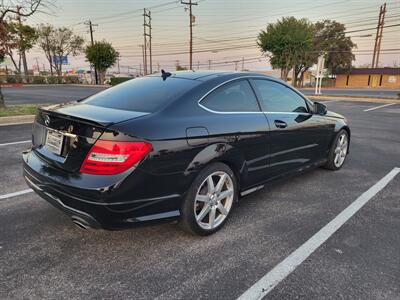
[{"x1": 23, "y1": 71, "x2": 350, "y2": 235}]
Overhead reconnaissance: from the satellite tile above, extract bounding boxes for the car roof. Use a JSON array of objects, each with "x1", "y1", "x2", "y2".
[{"x1": 149, "y1": 70, "x2": 275, "y2": 82}]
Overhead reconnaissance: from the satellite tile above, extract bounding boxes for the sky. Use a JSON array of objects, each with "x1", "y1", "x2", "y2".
[{"x1": 4, "y1": 0, "x2": 400, "y2": 74}]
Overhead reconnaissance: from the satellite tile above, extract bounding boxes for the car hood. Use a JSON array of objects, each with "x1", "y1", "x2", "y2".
[
  {"x1": 326, "y1": 110, "x2": 345, "y2": 120},
  {"x1": 41, "y1": 102, "x2": 149, "y2": 127}
]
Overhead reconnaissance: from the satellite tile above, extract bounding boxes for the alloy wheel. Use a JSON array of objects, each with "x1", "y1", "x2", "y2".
[
  {"x1": 194, "y1": 171, "x2": 234, "y2": 230},
  {"x1": 334, "y1": 133, "x2": 348, "y2": 168}
]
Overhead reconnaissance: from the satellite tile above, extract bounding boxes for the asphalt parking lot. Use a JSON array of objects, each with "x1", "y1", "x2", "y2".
[
  {"x1": 2, "y1": 85, "x2": 398, "y2": 105},
  {"x1": 0, "y1": 100, "x2": 399, "y2": 299}
]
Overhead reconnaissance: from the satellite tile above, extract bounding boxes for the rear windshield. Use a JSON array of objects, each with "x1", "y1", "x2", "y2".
[{"x1": 83, "y1": 76, "x2": 199, "y2": 113}]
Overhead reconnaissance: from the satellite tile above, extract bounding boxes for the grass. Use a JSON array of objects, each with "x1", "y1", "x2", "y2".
[{"x1": 0, "y1": 104, "x2": 48, "y2": 117}]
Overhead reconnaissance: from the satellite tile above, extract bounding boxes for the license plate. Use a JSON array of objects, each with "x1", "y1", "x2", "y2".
[{"x1": 45, "y1": 129, "x2": 64, "y2": 155}]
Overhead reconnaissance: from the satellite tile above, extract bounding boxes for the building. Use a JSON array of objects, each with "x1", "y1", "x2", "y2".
[{"x1": 335, "y1": 68, "x2": 400, "y2": 88}]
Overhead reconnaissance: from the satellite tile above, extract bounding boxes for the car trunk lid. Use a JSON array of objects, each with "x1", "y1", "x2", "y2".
[{"x1": 32, "y1": 102, "x2": 149, "y2": 172}]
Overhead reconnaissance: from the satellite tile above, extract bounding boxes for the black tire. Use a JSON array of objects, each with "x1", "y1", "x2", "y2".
[
  {"x1": 324, "y1": 129, "x2": 349, "y2": 171},
  {"x1": 180, "y1": 162, "x2": 238, "y2": 236}
]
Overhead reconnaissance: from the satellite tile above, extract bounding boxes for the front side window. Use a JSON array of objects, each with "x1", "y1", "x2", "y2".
[
  {"x1": 251, "y1": 79, "x2": 309, "y2": 113},
  {"x1": 201, "y1": 80, "x2": 260, "y2": 112}
]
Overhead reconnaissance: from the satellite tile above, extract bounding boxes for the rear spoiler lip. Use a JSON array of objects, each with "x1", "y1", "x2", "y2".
[{"x1": 38, "y1": 103, "x2": 150, "y2": 128}]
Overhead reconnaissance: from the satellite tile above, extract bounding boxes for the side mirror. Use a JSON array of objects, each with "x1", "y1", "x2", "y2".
[{"x1": 314, "y1": 102, "x2": 327, "y2": 115}]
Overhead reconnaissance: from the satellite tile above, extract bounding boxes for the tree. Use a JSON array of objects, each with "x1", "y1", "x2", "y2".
[
  {"x1": 313, "y1": 20, "x2": 356, "y2": 74},
  {"x1": 1, "y1": 0, "x2": 46, "y2": 108},
  {"x1": 176, "y1": 65, "x2": 187, "y2": 71},
  {"x1": 51, "y1": 27, "x2": 84, "y2": 76},
  {"x1": 258, "y1": 17, "x2": 314, "y2": 84},
  {"x1": 37, "y1": 25, "x2": 84, "y2": 76},
  {"x1": 0, "y1": 0, "x2": 44, "y2": 21},
  {"x1": 0, "y1": 51, "x2": 4, "y2": 107},
  {"x1": 0, "y1": 22, "x2": 37, "y2": 74},
  {"x1": 85, "y1": 41, "x2": 118, "y2": 84},
  {"x1": 36, "y1": 24, "x2": 54, "y2": 75}
]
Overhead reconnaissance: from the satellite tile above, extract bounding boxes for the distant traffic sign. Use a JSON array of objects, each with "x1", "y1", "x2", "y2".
[{"x1": 52, "y1": 56, "x2": 69, "y2": 65}]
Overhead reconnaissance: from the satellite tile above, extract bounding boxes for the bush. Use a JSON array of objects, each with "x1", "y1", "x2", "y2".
[
  {"x1": 64, "y1": 76, "x2": 80, "y2": 84},
  {"x1": 110, "y1": 77, "x2": 131, "y2": 86},
  {"x1": 32, "y1": 76, "x2": 46, "y2": 84},
  {"x1": 6, "y1": 76, "x2": 17, "y2": 84},
  {"x1": 15, "y1": 76, "x2": 23, "y2": 83},
  {"x1": 47, "y1": 76, "x2": 63, "y2": 84},
  {"x1": 397, "y1": 92, "x2": 400, "y2": 99},
  {"x1": 0, "y1": 76, "x2": 6, "y2": 84}
]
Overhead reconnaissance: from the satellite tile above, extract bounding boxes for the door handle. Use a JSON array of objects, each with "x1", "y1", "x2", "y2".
[{"x1": 274, "y1": 120, "x2": 287, "y2": 128}]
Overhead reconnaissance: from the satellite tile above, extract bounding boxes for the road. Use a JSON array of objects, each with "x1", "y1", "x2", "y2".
[
  {"x1": 0, "y1": 100, "x2": 399, "y2": 299},
  {"x1": 2, "y1": 85, "x2": 107, "y2": 105},
  {"x1": 1, "y1": 85, "x2": 398, "y2": 106}
]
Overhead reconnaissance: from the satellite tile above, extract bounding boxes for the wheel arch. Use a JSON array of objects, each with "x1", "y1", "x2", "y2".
[
  {"x1": 185, "y1": 143, "x2": 246, "y2": 192},
  {"x1": 328, "y1": 124, "x2": 351, "y2": 154}
]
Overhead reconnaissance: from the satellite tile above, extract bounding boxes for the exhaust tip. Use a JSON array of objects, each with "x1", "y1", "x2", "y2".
[{"x1": 71, "y1": 216, "x2": 90, "y2": 230}]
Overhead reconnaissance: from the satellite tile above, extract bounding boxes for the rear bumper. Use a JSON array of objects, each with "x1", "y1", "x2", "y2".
[{"x1": 23, "y1": 150, "x2": 190, "y2": 229}]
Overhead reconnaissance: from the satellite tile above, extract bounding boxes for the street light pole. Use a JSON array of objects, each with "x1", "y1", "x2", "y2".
[{"x1": 315, "y1": 55, "x2": 325, "y2": 95}]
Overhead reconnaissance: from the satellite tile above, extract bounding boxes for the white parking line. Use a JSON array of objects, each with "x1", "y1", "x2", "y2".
[
  {"x1": 363, "y1": 103, "x2": 396, "y2": 112},
  {"x1": 237, "y1": 167, "x2": 400, "y2": 300},
  {"x1": 0, "y1": 189, "x2": 33, "y2": 200},
  {"x1": 0, "y1": 140, "x2": 31, "y2": 147}
]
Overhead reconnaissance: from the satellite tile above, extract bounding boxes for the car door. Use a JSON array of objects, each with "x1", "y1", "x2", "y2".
[
  {"x1": 250, "y1": 78, "x2": 330, "y2": 178},
  {"x1": 199, "y1": 79, "x2": 271, "y2": 188}
]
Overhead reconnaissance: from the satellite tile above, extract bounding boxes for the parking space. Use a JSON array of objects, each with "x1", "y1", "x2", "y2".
[
  {"x1": 0, "y1": 100, "x2": 399, "y2": 299},
  {"x1": 267, "y1": 176, "x2": 400, "y2": 299}
]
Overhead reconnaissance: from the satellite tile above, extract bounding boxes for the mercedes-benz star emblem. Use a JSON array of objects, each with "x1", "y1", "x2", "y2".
[{"x1": 44, "y1": 114, "x2": 50, "y2": 126}]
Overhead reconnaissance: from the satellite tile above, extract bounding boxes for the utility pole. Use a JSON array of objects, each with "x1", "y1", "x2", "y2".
[
  {"x1": 85, "y1": 20, "x2": 99, "y2": 84},
  {"x1": 181, "y1": 0, "x2": 198, "y2": 70},
  {"x1": 35, "y1": 58, "x2": 40, "y2": 73},
  {"x1": 139, "y1": 45, "x2": 145, "y2": 76},
  {"x1": 242, "y1": 57, "x2": 244, "y2": 71},
  {"x1": 143, "y1": 8, "x2": 152, "y2": 75},
  {"x1": 208, "y1": 59, "x2": 211, "y2": 70},
  {"x1": 16, "y1": 6, "x2": 29, "y2": 76},
  {"x1": 117, "y1": 56, "x2": 121, "y2": 74},
  {"x1": 372, "y1": 3, "x2": 386, "y2": 68}
]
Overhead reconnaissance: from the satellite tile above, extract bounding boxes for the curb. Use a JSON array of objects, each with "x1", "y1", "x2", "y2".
[
  {"x1": 306, "y1": 93, "x2": 398, "y2": 100},
  {"x1": 0, "y1": 115, "x2": 35, "y2": 126},
  {"x1": 0, "y1": 84, "x2": 24, "y2": 88},
  {"x1": 307, "y1": 95, "x2": 400, "y2": 104},
  {"x1": 0, "y1": 84, "x2": 109, "y2": 88}
]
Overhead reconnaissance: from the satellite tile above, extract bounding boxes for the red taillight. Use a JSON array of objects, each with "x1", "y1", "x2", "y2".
[{"x1": 80, "y1": 140, "x2": 152, "y2": 175}]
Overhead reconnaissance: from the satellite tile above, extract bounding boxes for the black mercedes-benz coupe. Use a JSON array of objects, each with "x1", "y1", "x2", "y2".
[{"x1": 23, "y1": 71, "x2": 350, "y2": 235}]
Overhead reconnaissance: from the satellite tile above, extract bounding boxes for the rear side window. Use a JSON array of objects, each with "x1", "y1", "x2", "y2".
[
  {"x1": 201, "y1": 80, "x2": 260, "y2": 112},
  {"x1": 83, "y1": 77, "x2": 199, "y2": 113},
  {"x1": 251, "y1": 79, "x2": 309, "y2": 113}
]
